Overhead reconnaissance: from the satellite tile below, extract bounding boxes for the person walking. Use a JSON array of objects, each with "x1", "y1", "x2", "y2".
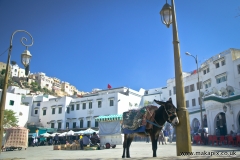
[
  {"x1": 35, "y1": 138, "x2": 38, "y2": 147},
  {"x1": 32, "y1": 138, "x2": 36, "y2": 147},
  {"x1": 146, "y1": 135, "x2": 150, "y2": 143},
  {"x1": 168, "y1": 127, "x2": 173, "y2": 143},
  {"x1": 158, "y1": 130, "x2": 164, "y2": 145},
  {"x1": 163, "y1": 129, "x2": 169, "y2": 144}
]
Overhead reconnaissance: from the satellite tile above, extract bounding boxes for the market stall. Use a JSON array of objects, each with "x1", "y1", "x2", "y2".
[{"x1": 95, "y1": 114, "x2": 123, "y2": 147}]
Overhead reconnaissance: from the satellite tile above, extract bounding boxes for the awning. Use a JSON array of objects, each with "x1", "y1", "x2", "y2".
[{"x1": 95, "y1": 114, "x2": 122, "y2": 122}]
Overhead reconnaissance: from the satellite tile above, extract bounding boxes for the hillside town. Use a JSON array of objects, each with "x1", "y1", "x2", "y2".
[{"x1": 1, "y1": 48, "x2": 240, "y2": 138}]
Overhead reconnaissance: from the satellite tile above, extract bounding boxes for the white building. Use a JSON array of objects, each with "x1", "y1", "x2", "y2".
[
  {"x1": 0, "y1": 89, "x2": 29, "y2": 127},
  {"x1": 144, "y1": 48, "x2": 240, "y2": 136},
  {"x1": 38, "y1": 87, "x2": 143, "y2": 131}
]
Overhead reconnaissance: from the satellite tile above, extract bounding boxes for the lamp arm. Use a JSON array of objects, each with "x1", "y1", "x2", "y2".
[{"x1": 10, "y1": 30, "x2": 34, "y2": 49}]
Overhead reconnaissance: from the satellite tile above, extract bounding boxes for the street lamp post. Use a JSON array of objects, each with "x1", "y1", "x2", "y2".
[
  {"x1": 185, "y1": 52, "x2": 203, "y2": 130},
  {"x1": 0, "y1": 30, "x2": 33, "y2": 153},
  {"x1": 160, "y1": 0, "x2": 192, "y2": 155},
  {"x1": 155, "y1": 89, "x2": 162, "y2": 100}
]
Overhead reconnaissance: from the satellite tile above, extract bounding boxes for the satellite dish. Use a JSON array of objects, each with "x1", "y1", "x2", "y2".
[
  {"x1": 226, "y1": 85, "x2": 234, "y2": 96},
  {"x1": 212, "y1": 87, "x2": 221, "y2": 96},
  {"x1": 220, "y1": 87, "x2": 227, "y2": 97}
]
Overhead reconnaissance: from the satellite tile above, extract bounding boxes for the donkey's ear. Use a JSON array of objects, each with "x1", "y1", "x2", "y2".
[{"x1": 154, "y1": 99, "x2": 165, "y2": 106}]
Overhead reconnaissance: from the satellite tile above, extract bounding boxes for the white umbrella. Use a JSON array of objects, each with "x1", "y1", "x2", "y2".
[
  {"x1": 82, "y1": 128, "x2": 98, "y2": 134},
  {"x1": 40, "y1": 132, "x2": 51, "y2": 137},
  {"x1": 50, "y1": 132, "x2": 60, "y2": 137},
  {"x1": 74, "y1": 130, "x2": 84, "y2": 135},
  {"x1": 66, "y1": 130, "x2": 75, "y2": 136},
  {"x1": 58, "y1": 132, "x2": 67, "y2": 137}
]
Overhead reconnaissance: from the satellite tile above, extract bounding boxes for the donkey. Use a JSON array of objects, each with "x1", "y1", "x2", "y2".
[{"x1": 122, "y1": 98, "x2": 179, "y2": 158}]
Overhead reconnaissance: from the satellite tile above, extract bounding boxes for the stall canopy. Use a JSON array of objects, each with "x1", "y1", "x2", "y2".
[
  {"x1": 81, "y1": 128, "x2": 98, "y2": 134},
  {"x1": 40, "y1": 132, "x2": 51, "y2": 137},
  {"x1": 95, "y1": 114, "x2": 122, "y2": 122},
  {"x1": 66, "y1": 130, "x2": 75, "y2": 136},
  {"x1": 50, "y1": 132, "x2": 61, "y2": 137}
]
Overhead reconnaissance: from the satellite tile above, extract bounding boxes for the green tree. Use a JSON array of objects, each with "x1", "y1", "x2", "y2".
[
  {"x1": 3, "y1": 109, "x2": 19, "y2": 128},
  {"x1": 1, "y1": 69, "x2": 6, "y2": 75}
]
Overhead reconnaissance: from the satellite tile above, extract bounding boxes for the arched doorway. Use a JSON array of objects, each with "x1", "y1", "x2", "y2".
[
  {"x1": 215, "y1": 112, "x2": 227, "y2": 135},
  {"x1": 192, "y1": 118, "x2": 200, "y2": 133}
]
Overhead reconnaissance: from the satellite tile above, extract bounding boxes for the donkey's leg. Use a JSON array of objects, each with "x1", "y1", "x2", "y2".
[
  {"x1": 122, "y1": 134, "x2": 127, "y2": 158},
  {"x1": 150, "y1": 133, "x2": 158, "y2": 157},
  {"x1": 126, "y1": 134, "x2": 134, "y2": 158}
]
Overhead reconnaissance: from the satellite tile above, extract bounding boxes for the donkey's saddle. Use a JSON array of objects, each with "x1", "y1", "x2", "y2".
[{"x1": 122, "y1": 106, "x2": 158, "y2": 130}]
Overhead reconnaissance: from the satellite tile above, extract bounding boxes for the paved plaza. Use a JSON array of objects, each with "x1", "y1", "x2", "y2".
[{"x1": 1, "y1": 142, "x2": 240, "y2": 160}]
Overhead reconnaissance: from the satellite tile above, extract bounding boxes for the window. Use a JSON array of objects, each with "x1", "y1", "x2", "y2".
[
  {"x1": 52, "y1": 108, "x2": 55, "y2": 114},
  {"x1": 98, "y1": 101, "x2": 102, "y2": 108},
  {"x1": 215, "y1": 62, "x2": 220, "y2": 68},
  {"x1": 221, "y1": 60, "x2": 225, "y2": 66},
  {"x1": 71, "y1": 105, "x2": 74, "y2": 111},
  {"x1": 110, "y1": 99, "x2": 114, "y2": 106},
  {"x1": 190, "y1": 84, "x2": 195, "y2": 92},
  {"x1": 186, "y1": 100, "x2": 189, "y2": 108},
  {"x1": 58, "y1": 122, "x2": 61, "y2": 129},
  {"x1": 89, "y1": 102, "x2": 92, "y2": 109},
  {"x1": 238, "y1": 64, "x2": 240, "y2": 74},
  {"x1": 169, "y1": 90, "x2": 171, "y2": 96},
  {"x1": 66, "y1": 122, "x2": 69, "y2": 128},
  {"x1": 80, "y1": 120, "x2": 83, "y2": 128},
  {"x1": 173, "y1": 86, "x2": 176, "y2": 95},
  {"x1": 95, "y1": 118, "x2": 98, "y2": 127},
  {"x1": 192, "y1": 99, "x2": 196, "y2": 106},
  {"x1": 73, "y1": 122, "x2": 76, "y2": 128},
  {"x1": 76, "y1": 104, "x2": 80, "y2": 110},
  {"x1": 67, "y1": 107, "x2": 70, "y2": 113},
  {"x1": 51, "y1": 123, "x2": 55, "y2": 128},
  {"x1": 203, "y1": 70, "x2": 206, "y2": 75},
  {"x1": 9, "y1": 100, "x2": 14, "y2": 106},
  {"x1": 87, "y1": 121, "x2": 91, "y2": 128},
  {"x1": 145, "y1": 90, "x2": 148, "y2": 95},
  {"x1": 216, "y1": 73, "x2": 227, "y2": 84},
  {"x1": 82, "y1": 103, "x2": 86, "y2": 110},
  {"x1": 196, "y1": 81, "x2": 203, "y2": 90},
  {"x1": 203, "y1": 67, "x2": 209, "y2": 75},
  {"x1": 43, "y1": 110, "x2": 46, "y2": 116},
  {"x1": 185, "y1": 86, "x2": 189, "y2": 93},
  {"x1": 216, "y1": 76, "x2": 227, "y2": 84},
  {"x1": 204, "y1": 80, "x2": 211, "y2": 89},
  {"x1": 58, "y1": 107, "x2": 62, "y2": 114},
  {"x1": 37, "y1": 102, "x2": 40, "y2": 106},
  {"x1": 34, "y1": 109, "x2": 38, "y2": 114}
]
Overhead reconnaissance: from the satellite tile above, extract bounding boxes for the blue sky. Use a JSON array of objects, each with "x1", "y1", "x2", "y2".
[{"x1": 0, "y1": 0, "x2": 240, "y2": 92}]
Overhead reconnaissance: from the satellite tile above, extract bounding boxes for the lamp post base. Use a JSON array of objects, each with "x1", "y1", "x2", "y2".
[{"x1": 176, "y1": 109, "x2": 192, "y2": 155}]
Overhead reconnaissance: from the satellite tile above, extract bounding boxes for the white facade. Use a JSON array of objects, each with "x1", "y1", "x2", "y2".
[
  {"x1": 31, "y1": 72, "x2": 54, "y2": 90},
  {"x1": 7, "y1": 86, "x2": 30, "y2": 95},
  {"x1": 145, "y1": 48, "x2": 240, "y2": 135},
  {"x1": 0, "y1": 89, "x2": 29, "y2": 127},
  {"x1": 10, "y1": 64, "x2": 28, "y2": 78},
  {"x1": 38, "y1": 87, "x2": 142, "y2": 130}
]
